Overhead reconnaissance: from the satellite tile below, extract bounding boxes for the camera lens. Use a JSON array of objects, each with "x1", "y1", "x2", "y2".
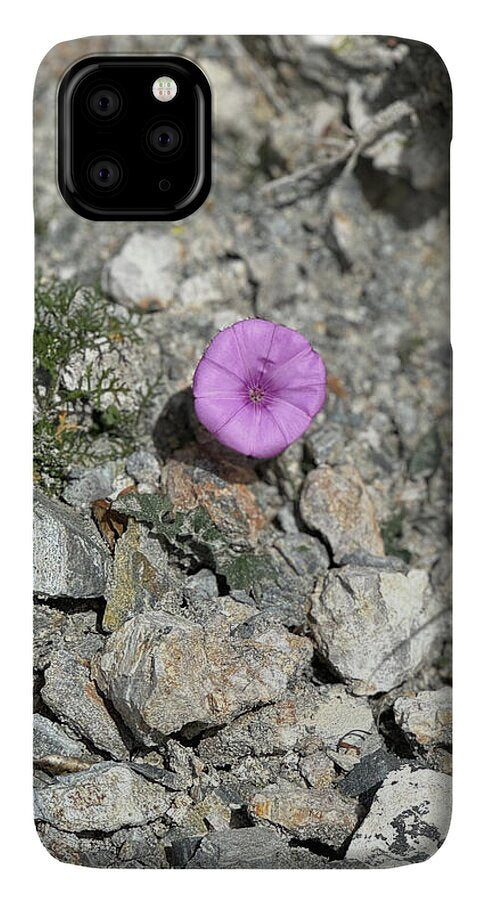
[
  {"x1": 147, "y1": 122, "x2": 182, "y2": 155},
  {"x1": 88, "y1": 87, "x2": 122, "y2": 119},
  {"x1": 88, "y1": 158, "x2": 122, "y2": 191}
]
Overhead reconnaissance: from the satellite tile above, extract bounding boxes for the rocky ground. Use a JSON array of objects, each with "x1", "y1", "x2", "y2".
[{"x1": 33, "y1": 35, "x2": 451, "y2": 868}]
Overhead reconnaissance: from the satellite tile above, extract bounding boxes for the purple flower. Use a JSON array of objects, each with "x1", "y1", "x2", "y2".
[{"x1": 193, "y1": 319, "x2": 326, "y2": 458}]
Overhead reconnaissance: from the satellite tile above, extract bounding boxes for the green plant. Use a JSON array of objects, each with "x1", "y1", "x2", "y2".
[{"x1": 34, "y1": 276, "x2": 161, "y2": 493}]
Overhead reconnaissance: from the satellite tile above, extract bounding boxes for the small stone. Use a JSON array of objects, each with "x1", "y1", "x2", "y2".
[
  {"x1": 345, "y1": 765, "x2": 451, "y2": 866},
  {"x1": 125, "y1": 450, "x2": 161, "y2": 486},
  {"x1": 102, "y1": 520, "x2": 183, "y2": 632},
  {"x1": 310, "y1": 566, "x2": 448, "y2": 694},
  {"x1": 183, "y1": 569, "x2": 219, "y2": 603},
  {"x1": 248, "y1": 779, "x2": 360, "y2": 848},
  {"x1": 62, "y1": 462, "x2": 117, "y2": 508},
  {"x1": 93, "y1": 603, "x2": 312, "y2": 746},
  {"x1": 34, "y1": 489, "x2": 111, "y2": 599},
  {"x1": 340, "y1": 748, "x2": 401, "y2": 796},
  {"x1": 299, "y1": 464, "x2": 385, "y2": 562},
  {"x1": 251, "y1": 534, "x2": 329, "y2": 627},
  {"x1": 102, "y1": 232, "x2": 180, "y2": 308},
  {"x1": 394, "y1": 687, "x2": 452, "y2": 748},
  {"x1": 41, "y1": 650, "x2": 128, "y2": 759},
  {"x1": 299, "y1": 753, "x2": 336, "y2": 790},
  {"x1": 34, "y1": 762, "x2": 169, "y2": 833}
]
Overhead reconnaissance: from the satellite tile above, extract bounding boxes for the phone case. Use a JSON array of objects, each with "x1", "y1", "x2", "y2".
[{"x1": 33, "y1": 35, "x2": 452, "y2": 869}]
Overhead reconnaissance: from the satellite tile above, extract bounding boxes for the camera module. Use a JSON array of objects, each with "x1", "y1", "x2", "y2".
[
  {"x1": 87, "y1": 87, "x2": 122, "y2": 119},
  {"x1": 88, "y1": 158, "x2": 122, "y2": 191},
  {"x1": 147, "y1": 122, "x2": 182, "y2": 155}
]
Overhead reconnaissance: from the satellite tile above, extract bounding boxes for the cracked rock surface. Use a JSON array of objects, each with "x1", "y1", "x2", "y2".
[{"x1": 33, "y1": 35, "x2": 451, "y2": 868}]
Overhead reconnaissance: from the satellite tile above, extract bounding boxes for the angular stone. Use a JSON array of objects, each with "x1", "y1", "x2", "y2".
[
  {"x1": 394, "y1": 687, "x2": 452, "y2": 748},
  {"x1": 93, "y1": 601, "x2": 312, "y2": 746},
  {"x1": 34, "y1": 762, "x2": 169, "y2": 833},
  {"x1": 345, "y1": 766, "x2": 451, "y2": 866},
  {"x1": 248, "y1": 779, "x2": 360, "y2": 847},
  {"x1": 251, "y1": 534, "x2": 330, "y2": 627},
  {"x1": 33, "y1": 714, "x2": 92, "y2": 760},
  {"x1": 102, "y1": 232, "x2": 180, "y2": 308},
  {"x1": 125, "y1": 450, "x2": 161, "y2": 486},
  {"x1": 340, "y1": 748, "x2": 401, "y2": 797},
  {"x1": 41, "y1": 650, "x2": 128, "y2": 759},
  {"x1": 199, "y1": 683, "x2": 381, "y2": 771},
  {"x1": 183, "y1": 568, "x2": 218, "y2": 603},
  {"x1": 186, "y1": 827, "x2": 291, "y2": 869},
  {"x1": 299, "y1": 464, "x2": 384, "y2": 562},
  {"x1": 62, "y1": 462, "x2": 117, "y2": 508},
  {"x1": 102, "y1": 520, "x2": 183, "y2": 632},
  {"x1": 299, "y1": 753, "x2": 336, "y2": 790},
  {"x1": 33, "y1": 604, "x2": 105, "y2": 672},
  {"x1": 161, "y1": 452, "x2": 266, "y2": 546},
  {"x1": 34, "y1": 489, "x2": 111, "y2": 598},
  {"x1": 310, "y1": 566, "x2": 448, "y2": 694}
]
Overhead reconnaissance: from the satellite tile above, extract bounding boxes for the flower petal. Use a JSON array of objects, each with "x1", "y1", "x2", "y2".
[
  {"x1": 213, "y1": 402, "x2": 292, "y2": 458},
  {"x1": 194, "y1": 396, "x2": 249, "y2": 436}
]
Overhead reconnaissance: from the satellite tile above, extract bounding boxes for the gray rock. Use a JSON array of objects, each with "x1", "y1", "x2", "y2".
[
  {"x1": 341, "y1": 748, "x2": 401, "y2": 796},
  {"x1": 125, "y1": 450, "x2": 161, "y2": 486},
  {"x1": 186, "y1": 827, "x2": 292, "y2": 869},
  {"x1": 185, "y1": 826, "x2": 343, "y2": 869},
  {"x1": 248, "y1": 779, "x2": 360, "y2": 847},
  {"x1": 102, "y1": 232, "x2": 180, "y2": 308},
  {"x1": 33, "y1": 714, "x2": 92, "y2": 760},
  {"x1": 394, "y1": 687, "x2": 452, "y2": 748},
  {"x1": 34, "y1": 489, "x2": 111, "y2": 598},
  {"x1": 34, "y1": 762, "x2": 169, "y2": 833},
  {"x1": 41, "y1": 650, "x2": 128, "y2": 759},
  {"x1": 310, "y1": 566, "x2": 448, "y2": 694},
  {"x1": 251, "y1": 534, "x2": 330, "y2": 627},
  {"x1": 62, "y1": 462, "x2": 117, "y2": 508},
  {"x1": 183, "y1": 568, "x2": 219, "y2": 603},
  {"x1": 103, "y1": 520, "x2": 183, "y2": 632},
  {"x1": 33, "y1": 604, "x2": 105, "y2": 672},
  {"x1": 93, "y1": 600, "x2": 312, "y2": 745},
  {"x1": 345, "y1": 765, "x2": 451, "y2": 866},
  {"x1": 199, "y1": 683, "x2": 381, "y2": 770},
  {"x1": 299, "y1": 464, "x2": 385, "y2": 562}
]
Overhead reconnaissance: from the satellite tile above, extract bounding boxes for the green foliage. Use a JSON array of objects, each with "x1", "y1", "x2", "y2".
[
  {"x1": 380, "y1": 508, "x2": 411, "y2": 564},
  {"x1": 34, "y1": 276, "x2": 161, "y2": 493}
]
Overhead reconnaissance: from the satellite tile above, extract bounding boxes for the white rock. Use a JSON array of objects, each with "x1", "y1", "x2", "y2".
[{"x1": 346, "y1": 765, "x2": 451, "y2": 866}]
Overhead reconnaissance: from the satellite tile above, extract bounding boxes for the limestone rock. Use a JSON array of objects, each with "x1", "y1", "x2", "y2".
[
  {"x1": 34, "y1": 762, "x2": 169, "y2": 833},
  {"x1": 394, "y1": 687, "x2": 452, "y2": 748},
  {"x1": 34, "y1": 489, "x2": 111, "y2": 598},
  {"x1": 310, "y1": 566, "x2": 448, "y2": 694},
  {"x1": 41, "y1": 650, "x2": 128, "y2": 759},
  {"x1": 248, "y1": 779, "x2": 360, "y2": 847},
  {"x1": 93, "y1": 601, "x2": 312, "y2": 745},
  {"x1": 33, "y1": 714, "x2": 92, "y2": 761},
  {"x1": 299, "y1": 464, "x2": 384, "y2": 562},
  {"x1": 345, "y1": 765, "x2": 451, "y2": 866}
]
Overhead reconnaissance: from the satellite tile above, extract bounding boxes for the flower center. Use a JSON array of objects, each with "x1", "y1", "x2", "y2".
[{"x1": 249, "y1": 386, "x2": 265, "y2": 403}]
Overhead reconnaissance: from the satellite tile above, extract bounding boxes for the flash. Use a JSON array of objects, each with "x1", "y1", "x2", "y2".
[{"x1": 152, "y1": 75, "x2": 178, "y2": 103}]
